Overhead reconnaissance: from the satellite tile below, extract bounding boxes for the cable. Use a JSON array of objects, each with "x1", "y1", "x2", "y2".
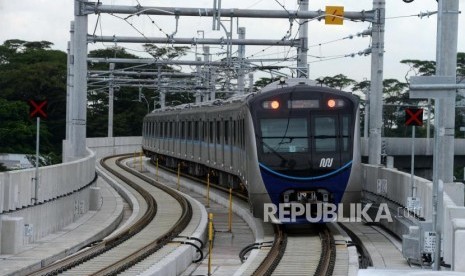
[{"x1": 386, "y1": 11, "x2": 438, "y2": 20}]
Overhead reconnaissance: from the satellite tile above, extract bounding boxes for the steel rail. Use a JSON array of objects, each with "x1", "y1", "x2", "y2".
[
  {"x1": 251, "y1": 225, "x2": 286, "y2": 276},
  {"x1": 29, "y1": 154, "x2": 192, "y2": 276},
  {"x1": 315, "y1": 226, "x2": 336, "y2": 276}
]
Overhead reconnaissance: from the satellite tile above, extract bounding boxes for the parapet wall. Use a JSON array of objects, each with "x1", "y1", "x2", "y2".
[
  {"x1": 0, "y1": 149, "x2": 96, "y2": 213},
  {"x1": 362, "y1": 163, "x2": 465, "y2": 268},
  {"x1": 0, "y1": 150, "x2": 96, "y2": 253},
  {"x1": 86, "y1": 136, "x2": 142, "y2": 159}
]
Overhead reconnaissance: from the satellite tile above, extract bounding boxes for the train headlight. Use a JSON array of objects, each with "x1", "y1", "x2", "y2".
[
  {"x1": 327, "y1": 99, "x2": 345, "y2": 108},
  {"x1": 263, "y1": 100, "x2": 280, "y2": 109},
  {"x1": 327, "y1": 99, "x2": 336, "y2": 108}
]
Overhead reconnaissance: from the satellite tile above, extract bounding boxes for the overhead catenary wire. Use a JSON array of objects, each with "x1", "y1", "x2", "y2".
[{"x1": 88, "y1": 1, "x2": 439, "y2": 89}]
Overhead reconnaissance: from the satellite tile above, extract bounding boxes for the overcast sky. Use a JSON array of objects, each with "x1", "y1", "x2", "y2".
[{"x1": 1, "y1": 0, "x2": 464, "y2": 82}]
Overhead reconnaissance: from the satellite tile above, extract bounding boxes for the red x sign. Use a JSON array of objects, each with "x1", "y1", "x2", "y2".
[
  {"x1": 29, "y1": 100, "x2": 48, "y2": 119},
  {"x1": 405, "y1": 108, "x2": 423, "y2": 126}
]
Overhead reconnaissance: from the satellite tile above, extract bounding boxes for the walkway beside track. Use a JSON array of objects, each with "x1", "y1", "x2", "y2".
[{"x1": 0, "y1": 178, "x2": 124, "y2": 276}]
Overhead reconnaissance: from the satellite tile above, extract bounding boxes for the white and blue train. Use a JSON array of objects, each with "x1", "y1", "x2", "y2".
[{"x1": 142, "y1": 78, "x2": 361, "y2": 223}]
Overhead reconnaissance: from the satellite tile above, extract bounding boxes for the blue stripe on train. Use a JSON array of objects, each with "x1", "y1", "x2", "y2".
[{"x1": 259, "y1": 162, "x2": 353, "y2": 223}]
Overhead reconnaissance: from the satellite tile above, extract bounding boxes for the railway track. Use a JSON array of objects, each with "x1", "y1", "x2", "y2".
[
  {"x1": 252, "y1": 225, "x2": 336, "y2": 276},
  {"x1": 29, "y1": 154, "x2": 193, "y2": 276},
  {"x1": 148, "y1": 158, "x2": 341, "y2": 276}
]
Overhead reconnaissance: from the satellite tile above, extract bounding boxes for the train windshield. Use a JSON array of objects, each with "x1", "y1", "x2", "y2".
[
  {"x1": 257, "y1": 114, "x2": 352, "y2": 177},
  {"x1": 260, "y1": 118, "x2": 308, "y2": 153}
]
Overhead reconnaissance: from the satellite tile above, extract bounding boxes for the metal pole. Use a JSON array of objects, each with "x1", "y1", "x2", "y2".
[
  {"x1": 211, "y1": 67, "x2": 216, "y2": 101},
  {"x1": 426, "y1": 99, "x2": 431, "y2": 155},
  {"x1": 237, "y1": 27, "x2": 246, "y2": 96},
  {"x1": 228, "y1": 188, "x2": 233, "y2": 232},
  {"x1": 108, "y1": 63, "x2": 114, "y2": 137},
  {"x1": 73, "y1": 0, "x2": 88, "y2": 158},
  {"x1": 410, "y1": 126, "x2": 416, "y2": 198},
  {"x1": 64, "y1": 22, "x2": 75, "y2": 162},
  {"x1": 208, "y1": 213, "x2": 214, "y2": 276},
  {"x1": 66, "y1": 40, "x2": 72, "y2": 141},
  {"x1": 177, "y1": 163, "x2": 181, "y2": 190},
  {"x1": 297, "y1": 0, "x2": 309, "y2": 78},
  {"x1": 432, "y1": 0, "x2": 459, "y2": 269},
  {"x1": 87, "y1": 5, "x2": 377, "y2": 21},
  {"x1": 89, "y1": 35, "x2": 298, "y2": 46},
  {"x1": 157, "y1": 66, "x2": 166, "y2": 110},
  {"x1": 206, "y1": 173, "x2": 211, "y2": 207},
  {"x1": 248, "y1": 73, "x2": 254, "y2": 93},
  {"x1": 364, "y1": 89, "x2": 370, "y2": 139},
  {"x1": 196, "y1": 57, "x2": 202, "y2": 104},
  {"x1": 368, "y1": 0, "x2": 385, "y2": 165},
  {"x1": 156, "y1": 158, "x2": 159, "y2": 181},
  {"x1": 34, "y1": 117, "x2": 40, "y2": 203},
  {"x1": 435, "y1": 0, "x2": 458, "y2": 184}
]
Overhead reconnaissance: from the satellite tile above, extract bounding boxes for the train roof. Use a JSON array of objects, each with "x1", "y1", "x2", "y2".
[{"x1": 147, "y1": 78, "x2": 356, "y2": 115}]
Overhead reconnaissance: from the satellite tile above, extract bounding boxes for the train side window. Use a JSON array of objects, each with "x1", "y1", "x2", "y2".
[
  {"x1": 188, "y1": 121, "x2": 192, "y2": 140},
  {"x1": 314, "y1": 116, "x2": 337, "y2": 152},
  {"x1": 165, "y1": 121, "x2": 169, "y2": 138},
  {"x1": 202, "y1": 121, "x2": 208, "y2": 142},
  {"x1": 195, "y1": 121, "x2": 200, "y2": 140},
  {"x1": 181, "y1": 121, "x2": 186, "y2": 140},
  {"x1": 225, "y1": 120, "x2": 229, "y2": 145},
  {"x1": 216, "y1": 120, "x2": 221, "y2": 144},
  {"x1": 239, "y1": 119, "x2": 243, "y2": 149},
  {"x1": 170, "y1": 121, "x2": 174, "y2": 138},
  {"x1": 233, "y1": 120, "x2": 237, "y2": 146},
  {"x1": 209, "y1": 121, "x2": 214, "y2": 143},
  {"x1": 174, "y1": 122, "x2": 178, "y2": 138}
]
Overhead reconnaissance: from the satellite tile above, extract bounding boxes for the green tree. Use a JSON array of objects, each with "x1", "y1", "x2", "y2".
[
  {"x1": 0, "y1": 40, "x2": 65, "y2": 163},
  {"x1": 316, "y1": 74, "x2": 356, "y2": 90},
  {"x1": 401, "y1": 53, "x2": 465, "y2": 138},
  {"x1": 253, "y1": 77, "x2": 280, "y2": 91}
]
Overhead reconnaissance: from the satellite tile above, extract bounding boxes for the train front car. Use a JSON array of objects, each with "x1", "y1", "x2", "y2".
[{"x1": 247, "y1": 82, "x2": 360, "y2": 223}]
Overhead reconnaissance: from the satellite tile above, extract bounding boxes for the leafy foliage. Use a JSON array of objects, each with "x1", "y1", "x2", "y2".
[
  {"x1": 0, "y1": 40, "x2": 66, "y2": 163},
  {"x1": 315, "y1": 74, "x2": 356, "y2": 90}
]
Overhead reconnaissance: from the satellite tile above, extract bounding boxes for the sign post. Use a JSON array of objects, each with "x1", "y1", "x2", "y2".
[
  {"x1": 405, "y1": 108, "x2": 423, "y2": 200},
  {"x1": 28, "y1": 100, "x2": 47, "y2": 204}
]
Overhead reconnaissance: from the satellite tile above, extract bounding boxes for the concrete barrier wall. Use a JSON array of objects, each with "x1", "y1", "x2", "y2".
[
  {"x1": 362, "y1": 164, "x2": 465, "y2": 268},
  {"x1": 0, "y1": 150, "x2": 96, "y2": 212},
  {"x1": 0, "y1": 138, "x2": 139, "y2": 254},
  {"x1": 362, "y1": 164, "x2": 433, "y2": 219},
  {"x1": 361, "y1": 138, "x2": 465, "y2": 156},
  {"x1": 1, "y1": 187, "x2": 91, "y2": 250},
  {"x1": 86, "y1": 136, "x2": 142, "y2": 159}
]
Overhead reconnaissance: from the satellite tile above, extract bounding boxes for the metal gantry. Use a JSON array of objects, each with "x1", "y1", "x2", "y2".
[{"x1": 67, "y1": 0, "x2": 378, "y2": 160}]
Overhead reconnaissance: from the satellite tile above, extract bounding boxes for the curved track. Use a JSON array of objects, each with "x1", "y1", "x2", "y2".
[
  {"x1": 148, "y1": 158, "x2": 338, "y2": 276},
  {"x1": 30, "y1": 154, "x2": 192, "y2": 276},
  {"x1": 253, "y1": 225, "x2": 336, "y2": 276}
]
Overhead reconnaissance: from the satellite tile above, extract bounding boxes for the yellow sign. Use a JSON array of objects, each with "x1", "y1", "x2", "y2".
[{"x1": 325, "y1": 6, "x2": 344, "y2": 25}]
